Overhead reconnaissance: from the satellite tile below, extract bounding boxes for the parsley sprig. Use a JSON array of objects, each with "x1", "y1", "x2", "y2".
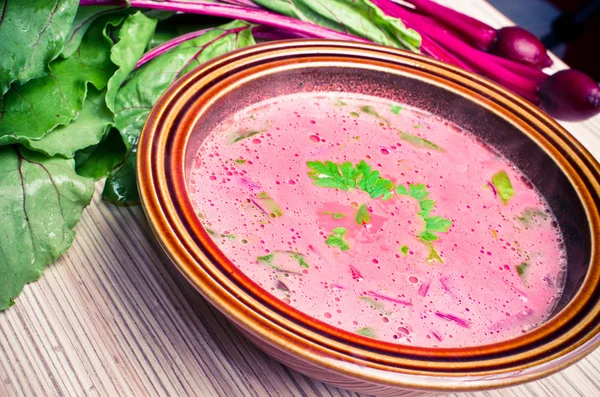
[
  {"x1": 396, "y1": 183, "x2": 452, "y2": 242},
  {"x1": 306, "y1": 160, "x2": 395, "y2": 199},
  {"x1": 307, "y1": 160, "x2": 452, "y2": 262},
  {"x1": 326, "y1": 227, "x2": 350, "y2": 251}
]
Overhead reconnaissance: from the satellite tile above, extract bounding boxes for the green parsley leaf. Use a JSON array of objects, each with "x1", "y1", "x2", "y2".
[
  {"x1": 306, "y1": 160, "x2": 395, "y2": 199},
  {"x1": 355, "y1": 160, "x2": 395, "y2": 199},
  {"x1": 390, "y1": 104, "x2": 403, "y2": 114},
  {"x1": 400, "y1": 245, "x2": 409, "y2": 255},
  {"x1": 334, "y1": 98, "x2": 347, "y2": 106},
  {"x1": 307, "y1": 160, "x2": 354, "y2": 190},
  {"x1": 418, "y1": 198, "x2": 435, "y2": 218},
  {"x1": 419, "y1": 230, "x2": 439, "y2": 242},
  {"x1": 356, "y1": 327, "x2": 376, "y2": 338},
  {"x1": 257, "y1": 250, "x2": 309, "y2": 272},
  {"x1": 324, "y1": 211, "x2": 346, "y2": 219},
  {"x1": 426, "y1": 242, "x2": 444, "y2": 263},
  {"x1": 230, "y1": 129, "x2": 261, "y2": 143},
  {"x1": 235, "y1": 158, "x2": 247, "y2": 164},
  {"x1": 491, "y1": 170, "x2": 515, "y2": 205},
  {"x1": 396, "y1": 183, "x2": 452, "y2": 252},
  {"x1": 395, "y1": 185, "x2": 409, "y2": 195},
  {"x1": 408, "y1": 183, "x2": 429, "y2": 201},
  {"x1": 358, "y1": 296, "x2": 392, "y2": 315},
  {"x1": 257, "y1": 253, "x2": 275, "y2": 265},
  {"x1": 516, "y1": 207, "x2": 548, "y2": 227},
  {"x1": 290, "y1": 253, "x2": 310, "y2": 269},
  {"x1": 349, "y1": 111, "x2": 359, "y2": 118},
  {"x1": 254, "y1": 192, "x2": 283, "y2": 218},
  {"x1": 426, "y1": 216, "x2": 452, "y2": 233},
  {"x1": 398, "y1": 131, "x2": 445, "y2": 152},
  {"x1": 326, "y1": 227, "x2": 350, "y2": 251},
  {"x1": 516, "y1": 262, "x2": 529, "y2": 277},
  {"x1": 356, "y1": 204, "x2": 371, "y2": 225},
  {"x1": 359, "y1": 105, "x2": 389, "y2": 125}
]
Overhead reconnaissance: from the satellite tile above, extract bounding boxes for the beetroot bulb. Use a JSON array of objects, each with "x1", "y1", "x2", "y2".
[
  {"x1": 403, "y1": 0, "x2": 553, "y2": 69},
  {"x1": 491, "y1": 27, "x2": 553, "y2": 70},
  {"x1": 538, "y1": 70, "x2": 600, "y2": 122}
]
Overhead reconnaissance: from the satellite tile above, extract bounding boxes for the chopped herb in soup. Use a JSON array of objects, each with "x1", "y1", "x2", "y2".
[{"x1": 189, "y1": 93, "x2": 566, "y2": 348}]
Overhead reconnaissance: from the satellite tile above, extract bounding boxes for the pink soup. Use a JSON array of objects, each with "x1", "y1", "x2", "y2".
[{"x1": 189, "y1": 93, "x2": 566, "y2": 348}]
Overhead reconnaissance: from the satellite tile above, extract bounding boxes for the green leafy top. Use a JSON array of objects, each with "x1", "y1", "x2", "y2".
[
  {"x1": 396, "y1": 183, "x2": 452, "y2": 242},
  {"x1": 0, "y1": 147, "x2": 94, "y2": 309},
  {"x1": 253, "y1": 0, "x2": 421, "y2": 51},
  {"x1": 491, "y1": 170, "x2": 515, "y2": 205},
  {"x1": 0, "y1": 0, "x2": 80, "y2": 95},
  {"x1": 326, "y1": 227, "x2": 350, "y2": 251},
  {"x1": 104, "y1": 21, "x2": 256, "y2": 204},
  {"x1": 306, "y1": 160, "x2": 395, "y2": 199}
]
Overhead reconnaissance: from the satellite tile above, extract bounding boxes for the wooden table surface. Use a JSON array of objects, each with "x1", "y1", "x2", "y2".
[{"x1": 2, "y1": 1, "x2": 600, "y2": 396}]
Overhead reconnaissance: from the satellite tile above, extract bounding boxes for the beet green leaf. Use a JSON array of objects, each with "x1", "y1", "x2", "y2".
[
  {"x1": 0, "y1": 146, "x2": 94, "y2": 309},
  {"x1": 0, "y1": 0, "x2": 79, "y2": 95},
  {"x1": 253, "y1": 0, "x2": 421, "y2": 51},
  {"x1": 0, "y1": 13, "x2": 125, "y2": 153},
  {"x1": 104, "y1": 20, "x2": 256, "y2": 205}
]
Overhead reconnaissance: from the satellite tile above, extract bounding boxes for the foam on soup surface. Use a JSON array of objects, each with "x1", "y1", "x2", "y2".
[{"x1": 189, "y1": 93, "x2": 566, "y2": 347}]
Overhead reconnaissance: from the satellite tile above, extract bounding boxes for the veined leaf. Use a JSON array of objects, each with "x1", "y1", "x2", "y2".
[
  {"x1": 0, "y1": 0, "x2": 79, "y2": 94},
  {"x1": 25, "y1": 87, "x2": 114, "y2": 158},
  {"x1": 62, "y1": 6, "x2": 126, "y2": 58},
  {"x1": 0, "y1": 146, "x2": 94, "y2": 309},
  {"x1": 0, "y1": 14, "x2": 125, "y2": 152},
  {"x1": 254, "y1": 0, "x2": 421, "y2": 51},
  {"x1": 75, "y1": 129, "x2": 127, "y2": 180},
  {"x1": 105, "y1": 11, "x2": 158, "y2": 112},
  {"x1": 104, "y1": 21, "x2": 256, "y2": 205}
]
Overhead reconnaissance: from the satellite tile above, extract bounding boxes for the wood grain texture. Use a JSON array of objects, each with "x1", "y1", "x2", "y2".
[{"x1": 1, "y1": 1, "x2": 599, "y2": 396}]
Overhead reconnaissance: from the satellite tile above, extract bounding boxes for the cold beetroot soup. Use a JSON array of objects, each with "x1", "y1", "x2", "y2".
[{"x1": 188, "y1": 93, "x2": 566, "y2": 348}]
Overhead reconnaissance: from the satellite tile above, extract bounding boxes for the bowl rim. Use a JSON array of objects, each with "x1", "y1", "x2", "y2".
[{"x1": 137, "y1": 40, "x2": 600, "y2": 391}]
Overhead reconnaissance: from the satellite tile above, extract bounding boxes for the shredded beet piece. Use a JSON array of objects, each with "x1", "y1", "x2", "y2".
[
  {"x1": 367, "y1": 291, "x2": 413, "y2": 306},
  {"x1": 276, "y1": 280, "x2": 290, "y2": 293},
  {"x1": 431, "y1": 330, "x2": 443, "y2": 342},
  {"x1": 439, "y1": 277, "x2": 453, "y2": 296},
  {"x1": 350, "y1": 265, "x2": 364, "y2": 281},
  {"x1": 487, "y1": 181, "x2": 497, "y2": 198},
  {"x1": 417, "y1": 281, "x2": 430, "y2": 297},
  {"x1": 435, "y1": 311, "x2": 471, "y2": 328}
]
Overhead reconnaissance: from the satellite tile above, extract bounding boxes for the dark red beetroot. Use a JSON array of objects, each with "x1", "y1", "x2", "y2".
[
  {"x1": 403, "y1": 0, "x2": 552, "y2": 69},
  {"x1": 538, "y1": 70, "x2": 600, "y2": 122},
  {"x1": 491, "y1": 27, "x2": 553, "y2": 69}
]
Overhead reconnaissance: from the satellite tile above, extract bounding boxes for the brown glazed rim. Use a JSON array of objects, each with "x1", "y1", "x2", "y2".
[{"x1": 138, "y1": 40, "x2": 600, "y2": 391}]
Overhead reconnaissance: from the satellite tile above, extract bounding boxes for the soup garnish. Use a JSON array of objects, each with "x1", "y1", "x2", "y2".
[{"x1": 189, "y1": 93, "x2": 566, "y2": 347}]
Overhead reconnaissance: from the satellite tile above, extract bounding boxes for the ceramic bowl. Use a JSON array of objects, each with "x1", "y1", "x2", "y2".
[{"x1": 137, "y1": 40, "x2": 600, "y2": 396}]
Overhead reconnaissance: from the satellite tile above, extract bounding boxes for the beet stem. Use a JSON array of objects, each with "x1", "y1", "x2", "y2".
[
  {"x1": 79, "y1": 0, "x2": 370, "y2": 42},
  {"x1": 372, "y1": 0, "x2": 540, "y2": 101},
  {"x1": 403, "y1": 0, "x2": 497, "y2": 50}
]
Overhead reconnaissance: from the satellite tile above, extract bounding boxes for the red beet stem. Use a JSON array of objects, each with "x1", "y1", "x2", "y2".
[
  {"x1": 403, "y1": 0, "x2": 497, "y2": 50},
  {"x1": 367, "y1": 291, "x2": 413, "y2": 306},
  {"x1": 79, "y1": 0, "x2": 369, "y2": 42},
  {"x1": 435, "y1": 311, "x2": 471, "y2": 328}
]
